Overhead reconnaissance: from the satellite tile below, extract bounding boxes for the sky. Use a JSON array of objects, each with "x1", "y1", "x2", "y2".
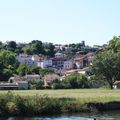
[{"x1": 0, "y1": 0, "x2": 120, "y2": 46}]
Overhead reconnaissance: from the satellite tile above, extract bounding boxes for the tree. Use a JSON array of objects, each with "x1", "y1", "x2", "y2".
[
  {"x1": 22, "y1": 46, "x2": 33, "y2": 55},
  {"x1": 108, "y1": 36, "x2": 120, "y2": 53},
  {"x1": 63, "y1": 74, "x2": 90, "y2": 89},
  {"x1": 6, "y1": 41, "x2": 17, "y2": 51},
  {"x1": 42, "y1": 42, "x2": 55, "y2": 57},
  {"x1": 0, "y1": 41, "x2": 3, "y2": 49},
  {"x1": 92, "y1": 36, "x2": 120, "y2": 89},
  {"x1": 17, "y1": 63, "x2": 28, "y2": 76},
  {"x1": 39, "y1": 68, "x2": 54, "y2": 77},
  {"x1": 92, "y1": 50, "x2": 120, "y2": 89},
  {"x1": 30, "y1": 40, "x2": 43, "y2": 54},
  {"x1": 27, "y1": 66, "x2": 41, "y2": 74},
  {"x1": 51, "y1": 78, "x2": 63, "y2": 89},
  {"x1": 0, "y1": 50, "x2": 18, "y2": 81}
]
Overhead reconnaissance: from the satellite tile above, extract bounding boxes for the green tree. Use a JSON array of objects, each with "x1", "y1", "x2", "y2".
[
  {"x1": 42, "y1": 43, "x2": 55, "y2": 57},
  {"x1": 0, "y1": 50, "x2": 18, "y2": 81},
  {"x1": 6, "y1": 41, "x2": 17, "y2": 51},
  {"x1": 22, "y1": 46, "x2": 33, "y2": 55},
  {"x1": 92, "y1": 50, "x2": 120, "y2": 89},
  {"x1": 17, "y1": 63, "x2": 28, "y2": 76},
  {"x1": 51, "y1": 78, "x2": 63, "y2": 89},
  {"x1": 30, "y1": 40, "x2": 43, "y2": 54},
  {"x1": 0, "y1": 41, "x2": 3, "y2": 49},
  {"x1": 27, "y1": 66, "x2": 41, "y2": 74},
  {"x1": 63, "y1": 74, "x2": 90, "y2": 89},
  {"x1": 39, "y1": 68, "x2": 54, "y2": 77}
]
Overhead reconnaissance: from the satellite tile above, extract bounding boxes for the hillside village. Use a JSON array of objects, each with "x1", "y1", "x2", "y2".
[{"x1": 0, "y1": 40, "x2": 103, "y2": 90}]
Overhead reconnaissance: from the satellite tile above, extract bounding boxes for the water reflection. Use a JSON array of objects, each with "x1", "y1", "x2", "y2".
[
  {"x1": 1, "y1": 111, "x2": 120, "y2": 120},
  {"x1": 0, "y1": 118, "x2": 93, "y2": 120}
]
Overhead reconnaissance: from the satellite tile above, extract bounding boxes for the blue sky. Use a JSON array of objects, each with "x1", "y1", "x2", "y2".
[{"x1": 0, "y1": 0, "x2": 120, "y2": 46}]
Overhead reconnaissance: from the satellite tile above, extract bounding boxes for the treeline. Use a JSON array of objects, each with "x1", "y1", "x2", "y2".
[
  {"x1": 0, "y1": 40, "x2": 55, "y2": 57},
  {"x1": 51, "y1": 74, "x2": 91, "y2": 89},
  {"x1": 0, "y1": 40, "x2": 95, "y2": 57}
]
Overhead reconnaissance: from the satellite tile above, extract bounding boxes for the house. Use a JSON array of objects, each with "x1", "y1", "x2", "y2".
[
  {"x1": 40, "y1": 59, "x2": 53, "y2": 68},
  {"x1": 17, "y1": 81, "x2": 28, "y2": 90},
  {"x1": 43, "y1": 74, "x2": 60, "y2": 86},
  {"x1": 74, "y1": 52, "x2": 94, "y2": 68},
  {"x1": 17, "y1": 54, "x2": 36, "y2": 66},
  {"x1": 9, "y1": 77, "x2": 28, "y2": 90},
  {"x1": 0, "y1": 76, "x2": 28, "y2": 90},
  {"x1": 65, "y1": 69, "x2": 80, "y2": 76},
  {"x1": 31, "y1": 54, "x2": 45, "y2": 62},
  {"x1": 63, "y1": 60, "x2": 74, "y2": 70},
  {"x1": 86, "y1": 52, "x2": 94, "y2": 65},
  {"x1": 24, "y1": 74, "x2": 41, "y2": 82},
  {"x1": 0, "y1": 83, "x2": 18, "y2": 90},
  {"x1": 74, "y1": 57, "x2": 85, "y2": 68},
  {"x1": 113, "y1": 81, "x2": 120, "y2": 89},
  {"x1": 52, "y1": 57, "x2": 67, "y2": 68},
  {"x1": 55, "y1": 52, "x2": 64, "y2": 58}
]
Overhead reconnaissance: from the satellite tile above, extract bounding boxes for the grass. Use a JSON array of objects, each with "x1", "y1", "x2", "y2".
[
  {"x1": 0, "y1": 89, "x2": 120, "y2": 116},
  {"x1": 0, "y1": 89, "x2": 120, "y2": 102}
]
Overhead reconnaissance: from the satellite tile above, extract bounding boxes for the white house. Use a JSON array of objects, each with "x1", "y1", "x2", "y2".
[
  {"x1": 31, "y1": 55, "x2": 44, "y2": 62},
  {"x1": 55, "y1": 52, "x2": 64, "y2": 58},
  {"x1": 40, "y1": 59, "x2": 53, "y2": 68},
  {"x1": 63, "y1": 60, "x2": 73, "y2": 70},
  {"x1": 17, "y1": 54, "x2": 36, "y2": 66},
  {"x1": 36, "y1": 61, "x2": 41, "y2": 67}
]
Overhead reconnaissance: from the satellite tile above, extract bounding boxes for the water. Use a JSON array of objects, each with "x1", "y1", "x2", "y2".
[{"x1": 0, "y1": 111, "x2": 120, "y2": 120}]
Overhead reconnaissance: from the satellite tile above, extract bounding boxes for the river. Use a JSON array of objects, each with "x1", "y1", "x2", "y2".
[{"x1": 0, "y1": 111, "x2": 120, "y2": 120}]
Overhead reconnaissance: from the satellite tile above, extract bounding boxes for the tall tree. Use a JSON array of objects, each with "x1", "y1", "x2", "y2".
[
  {"x1": 0, "y1": 50, "x2": 18, "y2": 81},
  {"x1": 92, "y1": 37, "x2": 120, "y2": 89},
  {"x1": 6, "y1": 41, "x2": 17, "y2": 51},
  {"x1": 30, "y1": 40, "x2": 43, "y2": 54}
]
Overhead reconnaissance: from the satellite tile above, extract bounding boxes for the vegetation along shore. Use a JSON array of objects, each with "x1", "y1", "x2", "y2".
[{"x1": 0, "y1": 89, "x2": 120, "y2": 116}]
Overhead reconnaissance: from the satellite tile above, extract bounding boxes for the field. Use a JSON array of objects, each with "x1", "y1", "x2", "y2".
[
  {"x1": 0, "y1": 89, "x2": 120, "y2": 116},
  {"x1": 0, "y1": 89, "x2": 120, "y2": 103}
]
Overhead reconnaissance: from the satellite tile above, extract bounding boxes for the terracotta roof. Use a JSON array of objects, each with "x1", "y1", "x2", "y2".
[
  {"x1": 65, "y1": 69, "x2": 80, "y2": 73},
  {"x1": 43, "y1": 74, "x2": 60, "y2": 82}
]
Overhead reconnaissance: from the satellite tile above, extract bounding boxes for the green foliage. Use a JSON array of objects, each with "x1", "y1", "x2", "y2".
[
  {"x1": 29, "y1": 81, "x2": 44, "y2": 89},
  {"x1": 62, "y1": 74, "x2": 90, "y2": 89},
  {"x1": 92, "y1": 36, "x2": 120, "y2": 89},
  {"x1": 0, "y1": 50, "x2": 18, "y2": 81},
  {"x1": 39, "y1": 68, "x2": 54, "y2": 77},
  {"x1": 42, "y1": 42, "x2": 55, "y2": 57},
  {"x1": 0, "y1": 91, "x2": 89, "y2": 116},
  {"x1": 22, "y1": 46, "x2": 33, "y2": 55},
  {"x1": 27, "y1": 66, "x2": 41, "y2": 74},
  {"x1": 6, "y1": 41, "x2": 17, "y2": 52},
  {"x1": 17, "y1": 63, "x2": 27, "y2": 76},
  {"x1": 51, "y1": 79, "x2": 63, "y2": 89},
  {"x1": 22, "y1": 40, "x2": 55, "y2": 57}
]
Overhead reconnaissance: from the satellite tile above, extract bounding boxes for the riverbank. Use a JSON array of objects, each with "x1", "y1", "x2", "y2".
[{"x1": 0, "y1": 90, "x2": 120, "y2": 116}]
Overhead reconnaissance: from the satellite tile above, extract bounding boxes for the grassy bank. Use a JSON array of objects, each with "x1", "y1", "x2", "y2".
[
  {"x1": 0, "y1": 89, "x2": 120, "y2": 102},
  {"x1": 0, "y1": 89, "x2": 120, "y2": 116}
]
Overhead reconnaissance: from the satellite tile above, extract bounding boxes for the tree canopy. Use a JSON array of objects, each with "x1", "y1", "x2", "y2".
[
  {"x1": 92, "y1": 36, "x2": 120, "y2": 89},
  {"x1": 0, "y1": 50, "x2": 18, "y2": 81}
]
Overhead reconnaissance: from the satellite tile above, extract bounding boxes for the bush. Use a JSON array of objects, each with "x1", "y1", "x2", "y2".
[{"x1": 62, "y1": 74, "x2": 91, "y2": 89}]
